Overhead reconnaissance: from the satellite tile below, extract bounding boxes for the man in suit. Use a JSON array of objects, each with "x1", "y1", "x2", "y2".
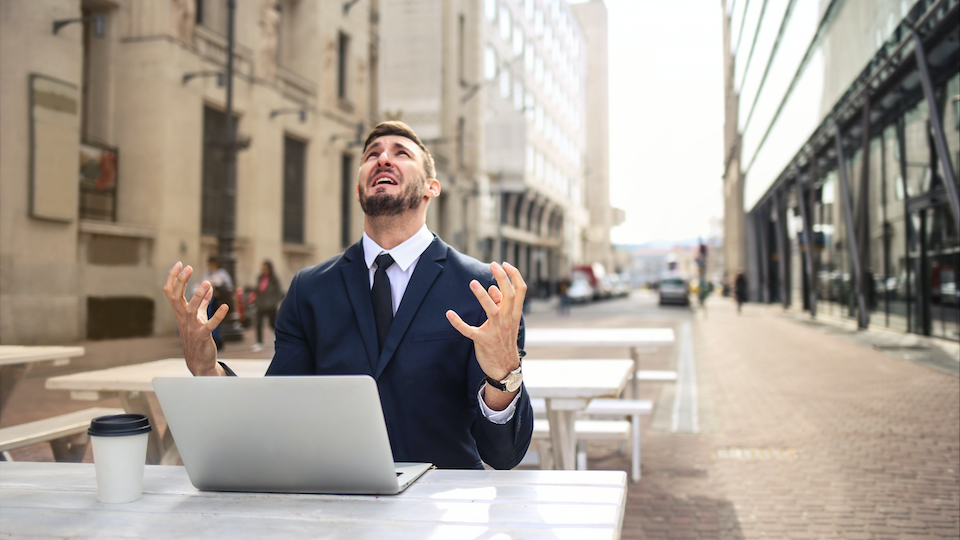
[{"x1": 164, "y1": 121, "x2": 533, "y2": 470}]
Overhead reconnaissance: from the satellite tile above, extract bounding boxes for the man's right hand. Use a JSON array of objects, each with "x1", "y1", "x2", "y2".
[{"x1": 163, "y1": 262, "x2": 227, "y2": 376}]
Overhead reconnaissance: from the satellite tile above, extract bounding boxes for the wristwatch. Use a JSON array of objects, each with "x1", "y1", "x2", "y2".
[{"x1": 485, "y1": 356, "x2": 524, "y2": 393}]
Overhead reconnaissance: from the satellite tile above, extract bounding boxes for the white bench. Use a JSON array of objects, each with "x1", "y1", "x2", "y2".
[
  {"x1": 634, "y1": 370, "x2": 677, "y2": 382},
  {"x1": 0, "y1": 407, "x2": 123, "y2": 462},
  {"x1": 580, "y1": 399, "x2": 652, "y2": 482},
  {"x1": 528, "y1": 398, "x2": 652, "y2": 482},
  {"x1": 531, "y1": 418, "x2": 631, "y2": 470}
]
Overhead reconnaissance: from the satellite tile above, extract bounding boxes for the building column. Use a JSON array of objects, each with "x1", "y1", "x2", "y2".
[
  {"x1": 774, "y1": 190, "x2": 790, "y2": 309},
  {"x1": 796, "y1": 177, "x2": 818, "y2": 317},
  {"x1": 833, "y1": 123, "x2": 869, "y2": 329}
]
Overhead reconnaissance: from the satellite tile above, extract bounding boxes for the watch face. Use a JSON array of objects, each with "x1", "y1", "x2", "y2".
[{"x1": 504, "y1": 372, "x2": 523, "y2": 393}]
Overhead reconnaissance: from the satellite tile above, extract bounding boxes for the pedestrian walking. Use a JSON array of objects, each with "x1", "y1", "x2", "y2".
[
  {"x1": 252, "y1": 260, "x2": 284, "y2": 352},
  {"x1": 197, "y1": 256, "x2": 234, "y2": 350},
  {"x1": 734, "y1": 270, "x2": 747, "y2": 314},
  {"x1": 558, "y1": 277, "x2": 571, "y2": 315}
]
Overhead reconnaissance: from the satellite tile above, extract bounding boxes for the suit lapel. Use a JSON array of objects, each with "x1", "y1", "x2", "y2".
[
  {"x1": 374, "y1": 237, "x2": 447, "y2": 379},
  {"x1": 340, "y1": 242, "x2": 379, "y2": 374}
]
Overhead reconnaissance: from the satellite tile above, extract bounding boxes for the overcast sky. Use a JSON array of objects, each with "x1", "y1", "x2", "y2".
[{"x1": 592, "y1": 0, "x2": 726, "y2": 246}]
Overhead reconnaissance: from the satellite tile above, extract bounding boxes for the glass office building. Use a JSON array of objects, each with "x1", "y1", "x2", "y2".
[{"x1": 724, "y1": 0, "x2": 960, "y2": 341}]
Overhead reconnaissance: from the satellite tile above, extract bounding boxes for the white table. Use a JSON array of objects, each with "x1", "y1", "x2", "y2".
[
  {"x1": 0, "y1": 346, "x2": 85, "y2": 421},
  {"x1": 523, "y1": 359, "x2": 635, "y2": 471},
  {"x1": 45, "y1": 357, "x2": 630, "y2": 472},
  {"x1": 524, "y1": 327, "x2": 675, "y2": 398},
  {"x1": 45, "y1": 359, "x2": 269, "y2": 465},
  {"x1": 0, "y1": 462, "x2": 627, "y2": 539}
]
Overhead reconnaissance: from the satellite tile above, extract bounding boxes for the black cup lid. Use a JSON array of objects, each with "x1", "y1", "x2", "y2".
[{"x1": 88, "y1": 414, "x2": 152, "y2": 437}]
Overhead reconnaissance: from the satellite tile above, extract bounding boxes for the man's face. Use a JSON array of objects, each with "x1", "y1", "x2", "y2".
[{"x1": 357, "y1": 135, "x2": 428, "y2": 217}]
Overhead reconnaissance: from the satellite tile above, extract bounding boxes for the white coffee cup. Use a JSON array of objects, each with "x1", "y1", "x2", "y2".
[{"x1": 88, "y1": 414, "x2": 152, "y2": 503}]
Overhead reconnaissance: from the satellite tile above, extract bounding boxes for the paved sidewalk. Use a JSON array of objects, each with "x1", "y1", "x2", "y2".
[{"x1": 597, "y1": 298, "x2": 960, "y2": 539}]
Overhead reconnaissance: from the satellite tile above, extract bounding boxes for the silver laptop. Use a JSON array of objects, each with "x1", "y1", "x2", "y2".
[{"x1": 153, "y1": 375, "x2": 432, "y2": 495}]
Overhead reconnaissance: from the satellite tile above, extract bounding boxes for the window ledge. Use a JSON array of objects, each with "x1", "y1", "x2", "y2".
[
  {"x1": 337, "y1": 97, "x2": 355, "y2": 114},
  {"x1": 283, "y1": 242, "x2": 315, "y2": 255},
  {"x1": 79, "y1": 220, "x2": 155, "y2": 239}
]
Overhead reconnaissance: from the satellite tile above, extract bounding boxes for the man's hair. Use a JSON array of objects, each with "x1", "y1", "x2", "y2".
[
  {"x1": 207, "y1": 256, "x2": 219, "y2": 265},
  {"x1": 362, "y1": 121, "x2": 436, "y2": 179}
]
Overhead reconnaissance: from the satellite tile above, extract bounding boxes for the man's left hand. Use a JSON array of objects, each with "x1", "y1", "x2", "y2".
[{"x1": 446, "y1": 262, "x2": 526, "y2": 410}]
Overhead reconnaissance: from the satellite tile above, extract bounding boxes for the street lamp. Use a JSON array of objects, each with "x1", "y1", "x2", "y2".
[
  {"x1": 217, "y1": 0, "x2": 245, "y2": 343},
  {"x1": 53, "y1": 15, "x2": 105, "y2": 36},
  {"x1": 269, "y1": 108, "x2": 307, "y2": 123},
  {"x1": 182, "y1": 71, "x2": 225, "y2": 87}
]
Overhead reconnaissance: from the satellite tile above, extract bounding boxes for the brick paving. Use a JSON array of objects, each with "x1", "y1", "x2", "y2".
[
  {"x1": 537, "y1": 297, "x2": 959, "y2": 540},
  {"x1": 2, "y1": 294, "x2": 958, "y2": 539}
]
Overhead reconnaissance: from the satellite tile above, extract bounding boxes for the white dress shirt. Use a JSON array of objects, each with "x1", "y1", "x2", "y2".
[{"x1": 361, "y1": 226, "x2": 520, "y2": 423}]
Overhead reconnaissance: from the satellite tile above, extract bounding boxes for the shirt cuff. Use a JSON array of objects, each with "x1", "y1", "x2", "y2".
[{"x1": 477, "y1": 385, "x2": 520, "y2": 424}]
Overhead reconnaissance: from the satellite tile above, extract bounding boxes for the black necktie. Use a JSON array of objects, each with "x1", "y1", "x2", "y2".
[{"x1": 372, "y1": 253, "x2": 395, "y2": 351}]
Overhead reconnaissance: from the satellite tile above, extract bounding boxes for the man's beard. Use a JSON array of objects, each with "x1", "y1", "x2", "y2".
[{"x1": 359, "y1": 176, "x2": 426, "y2": 217}]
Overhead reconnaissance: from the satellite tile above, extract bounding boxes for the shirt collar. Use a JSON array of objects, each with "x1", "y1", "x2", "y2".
[{"x1": 362, "y1": 224, "x2": 434, "y2": 272}]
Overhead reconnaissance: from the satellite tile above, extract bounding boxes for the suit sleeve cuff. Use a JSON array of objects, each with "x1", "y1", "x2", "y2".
[{"x1": 477, "y1": 385, "x2": 519, "y2": 424}]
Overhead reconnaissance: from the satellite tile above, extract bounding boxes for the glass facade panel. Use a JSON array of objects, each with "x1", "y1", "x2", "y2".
[
  {"x1": 926, "y1": 205, "x2": 960, "y2": 340},
  {"x1": 730, "y1": 0, "x2": 749, "y2": 54},
  {"x1": 743, "y1": 0, "x2": 819, "y2": 136},
  {"x1": 902, "y1": 102, "x2": 931, "y2": 198},
  {"x1": 744, "y1": 49, "x2": 824, "y2": 208},
  {"x1": 738, "y1": 0, "x2": 790, "y2": 131},
  {"x1": 883, "y1": 124, "x2": 909, "y2": 331},
  {"x1": 735, "y1": 0, "x2": 764, "y2": 91}
]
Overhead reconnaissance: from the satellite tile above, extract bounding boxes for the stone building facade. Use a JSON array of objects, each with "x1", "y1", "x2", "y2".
[
  {"x1": 1, "y1": 0, "x2": 375, "y2": 343},
  {"x1": 1, "y1": 0, "x2": 613, "y2": 346}
]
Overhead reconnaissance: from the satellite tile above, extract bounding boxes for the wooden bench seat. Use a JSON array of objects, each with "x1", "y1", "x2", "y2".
[{"x1": 0, "y1": 407, "x2": 123, "y2": 462}]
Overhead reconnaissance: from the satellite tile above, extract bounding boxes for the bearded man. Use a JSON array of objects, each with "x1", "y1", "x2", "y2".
[{"x1": 164, "y1": 121, "x2": 534, "y2": 470}]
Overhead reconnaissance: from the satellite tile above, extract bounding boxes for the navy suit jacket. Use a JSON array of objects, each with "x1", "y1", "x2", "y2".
[{"x1": 264, "y1": 235, "x2": 534, "y2": 470}]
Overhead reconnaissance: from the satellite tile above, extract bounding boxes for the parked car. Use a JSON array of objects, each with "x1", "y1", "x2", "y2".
[
  {"x1": 658, "y1": 277, "x2": 690, "y2": 306},
  {"x1": 572, "y1": 263, "x2": 610, "y2": 300},
  {"x1": 567, "y1": 277, "x2": 595, "y2": 304}
]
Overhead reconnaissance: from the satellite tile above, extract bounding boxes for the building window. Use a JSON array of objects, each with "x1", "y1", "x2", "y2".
[
  {"x1": 201, "y1": 106, "x2": 229, "y2": 235},
  {"x1": 484, "y1": 46, "x2": 498, "y2": 80},
  {"x1": 499, "y1": 6, "x2": 512, "y2": 41},
  {"x1": 337, "y1": 31, "x2": 350, "y2": 100},
  {"x1": 79, "y1": 8, "x2": 116, "y2": 222},
  {"x1": 341, "y1": 153, "x2": 354, "y2": 248},
  {"x1": 283, "y1": 136, "x2": 306, "y2": 244},
  {"x1": 485, "y1": 0, "x2": 497, "y2": 22},
  {"x1": 195, "y1": 0, "x2": 227, "y2": 35}
]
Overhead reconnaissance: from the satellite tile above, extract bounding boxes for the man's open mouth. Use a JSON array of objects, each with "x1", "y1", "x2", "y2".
[{"x1": 372, "y1": 174, "x2": 398, "y2": 187}]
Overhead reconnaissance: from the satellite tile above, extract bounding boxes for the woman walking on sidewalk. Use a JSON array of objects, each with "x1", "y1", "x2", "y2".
[{"x1": 252, "y1": 260, "x2": 284, "y2": 351}]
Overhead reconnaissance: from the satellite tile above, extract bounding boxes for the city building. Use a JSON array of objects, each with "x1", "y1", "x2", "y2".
[
  {"x1": 721, "y1": 0, "x2": 959, "y2": 341},
  {"x1": 1, "y1": 0, "x2": 375, "y2": 343},
  {"x1": 1, "y1": 0, "x2": 615, "y2": 347},
  {"x1": 379, "y1": 0, "x2": 615, "y2": 298},
  {"x1": 570, "y1": 0, "x2": 622, "y2": 275}
]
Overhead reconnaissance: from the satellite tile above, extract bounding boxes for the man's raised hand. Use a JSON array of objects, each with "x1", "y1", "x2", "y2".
[
  {"x1": 162, "y1": 262, "x2": 227, "y2": 376},
  {"x1": 445, "y1": 261, "x2": 526, "y2": 393}
]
